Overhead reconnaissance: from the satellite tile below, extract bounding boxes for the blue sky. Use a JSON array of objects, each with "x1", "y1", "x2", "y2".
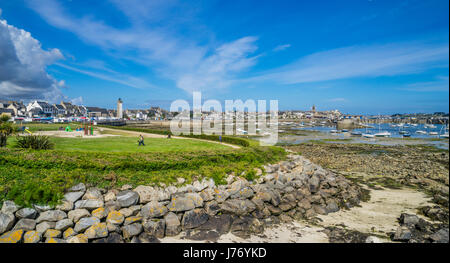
[{"x1": 0, "y1": 0, "x2": 448, "y2": 114}]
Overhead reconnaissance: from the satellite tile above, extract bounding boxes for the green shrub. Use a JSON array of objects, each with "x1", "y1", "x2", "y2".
[
  {"x1": 180, "y1": 134, "x2": 250, "y2": 147},
  {"x1": 15, "y1": 135, "x2": 54, "y2": 150}
]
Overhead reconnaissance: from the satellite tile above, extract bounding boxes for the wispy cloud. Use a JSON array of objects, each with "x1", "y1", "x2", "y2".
[
  {"x1": 248, "y1": 40, "x2": 449, "y2": 85},
  {"x1": 26, "y1": 0, "x2": 259, "y2": 94},
  {"x1": 54, "y1": 62, "x2": 156, "y2": 90},
  {"x1": 273, "y1": 44, "x2": 291, "y2": 52}
]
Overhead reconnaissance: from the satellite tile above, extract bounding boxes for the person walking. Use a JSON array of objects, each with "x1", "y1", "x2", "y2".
[{"x1": 138, "y1": 135, "x2": 145, "y2": 146}]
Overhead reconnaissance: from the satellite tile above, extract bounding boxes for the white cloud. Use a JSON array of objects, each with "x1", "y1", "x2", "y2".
[
  {"x1": 0, "y1": 18, "x2": 65, "y2": 101},
  {"x1": 248, "y1": 41, "x2": 449, "y2": 85},
  {"x1": 273, "y1": 44, "x2": 291, "y2": 52},
  {"x1": 70, "y1": 96, "x2": 83, "y2": 105}
]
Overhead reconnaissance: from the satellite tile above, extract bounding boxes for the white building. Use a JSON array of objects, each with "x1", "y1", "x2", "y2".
[{"x1": 26, "y1": 101, "x2": 55, "y2": 116}]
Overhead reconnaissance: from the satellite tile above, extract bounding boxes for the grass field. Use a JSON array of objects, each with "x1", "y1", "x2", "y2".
[
  {"x1": 7, "y1": 136, "x2": 230, "y2": 153},
  {"x1": 17, "y1": 122, "x2": 84, "y2": 132},
  {"x1": 0, "y1": 130, "x2": 286, "y2": 207}
]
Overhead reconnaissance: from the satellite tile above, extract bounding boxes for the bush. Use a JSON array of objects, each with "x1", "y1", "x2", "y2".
[
  {"x1": 15, "y1": 135, "x2": 54, "y2": 150},
  {"x1": 180, "y1": 134, "x2": 250, "y2": 147}
]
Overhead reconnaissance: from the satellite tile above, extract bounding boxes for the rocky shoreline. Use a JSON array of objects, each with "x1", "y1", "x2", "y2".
[{"x1": 0, "y1": 154, "x2": 364, "y2": 243}]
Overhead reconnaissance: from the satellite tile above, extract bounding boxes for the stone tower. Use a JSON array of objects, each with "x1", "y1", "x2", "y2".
[{"x1": 117, "y1": 98, "x2": 123, "y2": 119}]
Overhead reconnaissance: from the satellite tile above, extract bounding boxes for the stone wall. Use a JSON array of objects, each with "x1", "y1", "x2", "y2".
[{"x1": 0, "y1": 154, "x2": 363, "y2": 243}]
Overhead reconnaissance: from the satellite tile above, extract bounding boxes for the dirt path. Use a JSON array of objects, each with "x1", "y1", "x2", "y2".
[{"x1": 98, "y1": 127, "x2": 241, "y2": 149}]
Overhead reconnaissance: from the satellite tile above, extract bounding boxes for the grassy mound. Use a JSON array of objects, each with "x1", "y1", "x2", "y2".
[{"x1": 0, "y1": 135, "x2": 286, "y2": 207}]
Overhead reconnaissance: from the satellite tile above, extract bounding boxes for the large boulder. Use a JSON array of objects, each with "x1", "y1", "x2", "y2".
[
  {"x1": 68, "y1": 209, "x2": 90, "y2": 223},
  {"x1": 309, "y1": 175, "x2": 320, "y2": 193},
  {"x1": 168, "y1": 197, "x2": 196, "y2": 212},
  {"x1": 36, "y1": 221, "x2": 55, "y2": 233},
  {"x1": 181, "y1": 209, "x2": 209, "y2": 229},
  {"x1": 392, "y1": 226, "x2": 412, "y2": 242},
  {"x1": 85, "y1": 222, "x2": 109, "y2": 239},
  {"x1": 36, "y1": 210, "x2": 67, "y2": 223},
  {"x1": 185, "y1": 193, "x2": 204, "y2": 208},
  {"x1": 55, "y1": 219, "x2": 74, "y2": 231},
  {"x1": 106, "y1": 211, "x2": 125, "y2": 225},
  {"x1": 116, "y1": 190, "x2": 140, "y2": 208},
  {"x1": 134, "y1": 185, "x2": 157, "y2": 204},
  {"x1": 0, "y1": 212, "x2": 15, "y2": 234},
  {"x1": 56, "y1": 200, "x2": 74, "y2": 212},
  {"x1": 0, "y1": 229, "x2": 24, "y2": 243},
  {"x1": 13, "y1": 219, "x2": 36, "y2": 231},
  {"x1": 74, "y1": 217, "x2": 100, "y2": 233},
  {"x1": 82, "y1": 188, "x2": 104, "y2": 201},
  {"x1": 141, "y1": 201, "x2": 168, "y2": 218},
  {"x1": 143, "y1": 219, "x2": 165, "y2": 238},
  {"x1": 196, "y1": 214, "x2": 233, "y2": 234},
  {"x1": 74, "y1": 200, "x2": 104, "y2": 210},
  {"x1": 164, "y1": 212, "x2": 181, "y2": 236},
  {"x1": 23, "y1": 230, "x2": 41, "y2": 243},
  {"x1": 219, "y1": 199, "x2": 256, "y2": 216},
  {"x1": 64, "y1": 191, "x2": 84, "y2": 203},
  {"x1": 68, "y1": 183, "x2": 86, "y2": 192},
  {"x1": 1, "y1": 201, "x2": 20, "y2": 214},
  {"x1": 122, "y1": 223, "x2": 143, "y2": 239},
  {"x1": 92, "y1": 232, "x2": 124, "y2": 243},
  {"x1": 15, "y1": 208, "x2": 37, "y2": 219}
]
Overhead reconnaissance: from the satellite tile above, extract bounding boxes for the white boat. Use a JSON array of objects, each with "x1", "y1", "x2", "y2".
[
  {"x1": 416, "y1": 130, "x2": 427, "y2": 134},
  {"x1": 350, "y1": 131, "x2": 362, "y2": 136},
  {"x1": 440, "y1": 133, "x2": 449, "y2": 139},
  {"x1": 374, "y1": 131, "x2": 391, "y2": 137},
  {"x1": 330, "y1": 130, "x2": 338, "y2": 133},
  {"x1": 425, "y1": 124, "x2": 437, "y2": 129},
  {"x1": 429, "y1": 132, "x2": 439, "y2": 136},
  {"x1": 362, "y1": 133, "x2": 375, "y2": 138}
]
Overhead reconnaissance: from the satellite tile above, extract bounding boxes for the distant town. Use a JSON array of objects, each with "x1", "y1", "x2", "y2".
[{"x1": 0, "y1": 98, "x2": 448, "y2": 125}]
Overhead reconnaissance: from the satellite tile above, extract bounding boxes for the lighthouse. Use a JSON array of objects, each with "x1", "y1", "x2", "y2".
[{"x1": 117, "y1": 98, "x2": 123, "y2": 119}]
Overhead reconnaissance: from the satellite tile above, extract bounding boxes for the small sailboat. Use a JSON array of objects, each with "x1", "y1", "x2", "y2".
[
  {"x1": 416, "y1": 130, "x2": 427, "y2": 134},
  {"x1": 374, "y1": 116, "x2": 391, "y2": 137},
  {"x1": 429, "y1": 131, "x2": 439, "y2": 136}
]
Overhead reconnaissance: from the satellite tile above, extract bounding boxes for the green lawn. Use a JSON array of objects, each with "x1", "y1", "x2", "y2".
[
  {"x1": 0, "y1": 134, "x2": 286, "y2": 207},
  {"x1": 17, "y1": 123, "x2": 84, "y2": 132},
  {"x1": 7, "y1": 136, "x2": 229, "y2": 153}
]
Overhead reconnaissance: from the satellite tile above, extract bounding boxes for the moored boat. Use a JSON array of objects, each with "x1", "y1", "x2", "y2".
[
  {"x1": 374, "y1": 131, "x2": 391, "y2": 137},
  {"x1": 362, "y1": 133, "x2": 375, "y2": 138}
]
